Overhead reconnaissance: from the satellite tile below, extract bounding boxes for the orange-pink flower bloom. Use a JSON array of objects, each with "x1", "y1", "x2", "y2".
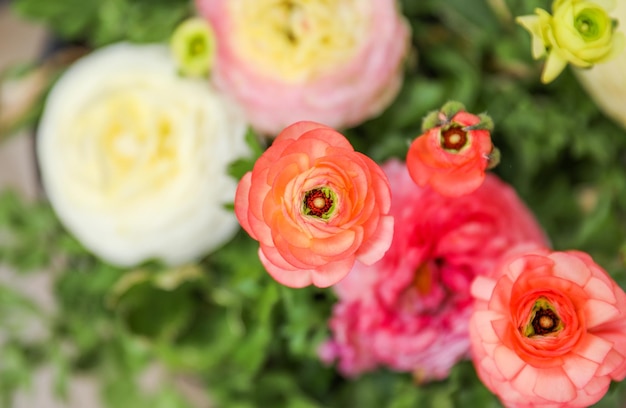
[
  {"x1": 234, "y1": 121, "x2": 394, "y2": 288},
  {"x1": 407, "y1": 106, "x2": 497, "y2": 197},
  {"x1": 470, "y1": 249, "x2": 626, "y2": 407}
]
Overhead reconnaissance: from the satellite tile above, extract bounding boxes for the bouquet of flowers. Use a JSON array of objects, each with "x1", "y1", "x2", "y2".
[{"x1": 3, "y1": 0, "x2": 626, "y2": 407}]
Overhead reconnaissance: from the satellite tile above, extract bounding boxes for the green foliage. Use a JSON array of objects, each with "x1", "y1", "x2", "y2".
[{"x1": 12, "y1": 0, "x2": 192, "y2": 46}]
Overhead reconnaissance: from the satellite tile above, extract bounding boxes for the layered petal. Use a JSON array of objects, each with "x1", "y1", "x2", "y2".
[
  {"x1": 197, "y1": 0, "x2": 411, "y2": 135},
  {"x1": 234, "y1": 121, "x2": 393, "y2": 288},
  {"x1": 470, "y1": 249, "x2": 626, "y2": 407}
]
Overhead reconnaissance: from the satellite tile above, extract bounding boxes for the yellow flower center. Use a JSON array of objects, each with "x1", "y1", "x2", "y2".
[
  {"x1": 229, "y1": 0, "x2": 371, "y2": 82},
  {"x1": 69, "y1": 89, "x2": 179, "y2": 202},
  {"x1": 574, "y1": 7, "x2": 609, "y2": 41}
]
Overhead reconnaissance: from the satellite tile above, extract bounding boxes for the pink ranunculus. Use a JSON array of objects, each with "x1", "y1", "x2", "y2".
[
  {"x1": 196, "y1": 0, "x2": 411, "y2": 135},
  {"x1": 470, "y1": 249, "x2": 626, "y2": 408},
  {"x1": 319, "y1": 159, "x2": 548, "y2": 381},
  {"x1": 234, "y1": 121, "x2": 394, "y2": 288}
]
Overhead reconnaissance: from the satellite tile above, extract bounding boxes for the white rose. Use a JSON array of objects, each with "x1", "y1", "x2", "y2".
[{"x1": 37, "y1": 42, "x2": 249, "y2": 267}]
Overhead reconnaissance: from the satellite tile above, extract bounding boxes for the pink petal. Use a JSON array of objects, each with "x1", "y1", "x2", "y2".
[
  {"x1": 575, "y1": 333, "x2": 614, "y2": 364},
  {"x1": 261, "y1": 244, "x2": 301, "y2": 271},
  {"x1": 478, "y1": 355, "x2": 506, "y2": 382},
  {"x1": 581, "y1": 375, "x2": 611, "y2": 398},
  {"x1": 302, "y1": 127, "x2": 354, "y2": 151},
  {"x1": 584, "y1": 299, "x2": 620, "y2": 329},
  {"x1": 595, "y1": 348, "x2": 626, "y2": 377},
  {"x1": 258, "y1": 247, "x2": 313, "y2": 288},
  {"x1": 355, "y1": 215, "x2": 394, "y2": 265},
  {"x1": 533, "y1": 367, "x2": 577, "y2": 403},
  {"x1": 234, "y1": 172, "x2": 253, "y2": 235},
  {"x1": 507, "y1": 257, "x2": 528, "y2": 281},
  {"x1": 550, "y1": 251, "x2": 591, "y2": 286},
  {"x1": 310, "y1": 229, "x2": 358, "y2": 258},
  {"x1": 511, "y1": 363, "x2": 539, "y2": 396},
  {"x1": 311, "y1": 256, "x2": 357, "y2": 288},
  {"x1": 562, "y1": 354, "x2": 599, "y2": 388},
  {"x1": 493, "y1": 345, "x2": 526, "y2": 380},
  {"x1": 470, "y1": 276, "x2": 497, "y2": 302},
  {"x1": 583, "y1": 277, "x2": 616, "y2": 304},
  {"x1": 472, "y1": 310, "x2": 502, "y2": 343},
  {"x1": 276, "y1": 121, "x2": 332, "y2": 142}
]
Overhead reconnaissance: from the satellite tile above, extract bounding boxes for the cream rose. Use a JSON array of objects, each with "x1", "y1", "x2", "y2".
[{"x1": 37, "y1": 43, "x2": 249, "y2": 267}]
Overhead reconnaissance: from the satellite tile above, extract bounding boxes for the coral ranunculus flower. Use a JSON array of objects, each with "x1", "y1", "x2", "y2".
[
  {"x1": 406, "y1": 103, "x2": 498, "y2": 197},
  {"x1": 470, "y1": 249, "x2": 626, "y2": 408},
  {"x1": 195, "y1": 0, "x2": 411, "y2": 135},
  {"x1": 234, "y1": 121, "x2": 394, "y2": 288},
  {"x1": 319, "y1": 160, "x2": 547, "y2": 380}
]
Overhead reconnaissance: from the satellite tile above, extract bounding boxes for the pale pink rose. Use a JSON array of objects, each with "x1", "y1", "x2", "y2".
[
  {"x1": 196, "y1": 0, "x2": 411, "y2": 135},
  {"x1": 470, "y1": 249, "x2": 626, "y2": 408},
  {"x1": 319, "y1": 160, "x2": 548, "y2": 381}
]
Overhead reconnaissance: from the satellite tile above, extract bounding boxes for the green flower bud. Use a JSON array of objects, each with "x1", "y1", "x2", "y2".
[{"x1": 170, "y1": 18, "x2": 216, "y2": 77}]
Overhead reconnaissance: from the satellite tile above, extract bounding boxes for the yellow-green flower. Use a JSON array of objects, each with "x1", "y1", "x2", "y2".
[
  {"x1": 170, "y1": 17, "x2": 215, "y2": 77},
  {"x1": 517, "y1": 0, "x2": 625, "y2": 83}
]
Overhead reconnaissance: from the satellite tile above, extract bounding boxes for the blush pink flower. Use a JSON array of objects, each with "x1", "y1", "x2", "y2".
[
  {"x1": 407, "y1": 102, "x2": 498, "y2": 197},
  {"x1": 196, "y1": 0, "x2": 411, "y2": 135},
  {"x1": 319, "y1": 159, "x2": 547, "y2": 380},
  {"x1": 234, "y1": 121, "x2": 394, "y2": 288},
  {"x1": 470, "y1": 249, "x2": 626, "y2": 407}
]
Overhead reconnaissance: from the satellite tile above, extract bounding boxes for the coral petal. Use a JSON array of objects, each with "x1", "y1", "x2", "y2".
[
  {"x1": 550, "y1": 252, "x2": 591, "y2": 286},
  {"x1": 276, "y1": 121, "x2": 332, "y2": 142},
  {"x1": 311, "y1": 256, "x2": 356, "y2": 288},
  {"x1": 575, "y1": 333, "x2": 614, "y2": 364},
  {"x1": 493, "y1": 345, "x2": 526, "y2": 380},
  {"x1": 584, "y1": 277, "x2": 616, "y2": 304},
  {"x1": 533, "y1": 368, "x2": 576, "y2": 403},
  {"x1": 355, "y1": 215, "x2": 394, "y2": 265},
  {"x1": 234, "y1": 172, "x2": 253, "y2": 234},
  {"x1": 562, "y1": 355, "x2": 599, "y2": 389},
  {"x1": 471, "y1": 276, "x2": 497, "y2": 302},
  {"x1": 584, "y1": 299, "x2": 620, "y2": 329},
  {"x1": 258, "y1": 248, "x2": 313, "y2": 288}
]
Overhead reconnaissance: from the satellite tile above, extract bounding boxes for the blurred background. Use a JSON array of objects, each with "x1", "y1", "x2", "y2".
[{"x1": 0, "y1": 4, "x2": 103, "y2": 407}]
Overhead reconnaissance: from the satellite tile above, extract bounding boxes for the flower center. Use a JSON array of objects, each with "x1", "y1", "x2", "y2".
[
  {"x1": 440, "y1": 126, "x2": 469, "y2": 152},
  {"x1": 229, "y1": 0, "x2": 371, "y2": 82},
  {"x1": 189, "y1": 35, "x2": 207, "y2": 56},
  {"x1": 523, "y1": 297, "x2": 564, "y2": 337},
  {"x1": 413, "y1": 263, "x2": 432, "y2": 295},
  {"x1": 71, "y1": 91, "x2": 179, "y2": 200},
  {"x1": 575, "y1": 8, "x2": 609, "y2": 41},
  {"x1": 303, "y1": 187, "x2": 336, "y2": 219}
]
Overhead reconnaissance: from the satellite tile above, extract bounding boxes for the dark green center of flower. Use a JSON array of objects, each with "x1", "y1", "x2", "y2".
[
  {"x1": 440, "y1": 126, "x2": 469, "y2": 152},
  {"x1": 303, "y1": 187, "x2": 336, "y2": 219},
  {"x1": 188, "y1": 35, "x2": 207, "y2": 56},
  {"x1": 523, "y1": 297, "x2": 564, "y2": 337},
  {"x1": 575, "y1": 8, "x2": 609, "y2": 41}
]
